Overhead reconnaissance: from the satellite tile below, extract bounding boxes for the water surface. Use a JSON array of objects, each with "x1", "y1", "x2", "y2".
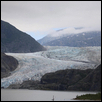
[{"x1": 1, "y1": 89, "x2": 97, "y2": 101}]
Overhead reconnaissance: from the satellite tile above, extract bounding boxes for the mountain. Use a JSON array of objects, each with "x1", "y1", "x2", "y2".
[
  {"x1": 38, "y1": 29, "x2": 66, "y2": 45},
  {"x1": 1, "y1": 52, "x2": 18, "y2": 78},
  {"x1": 38, "y1": 30, "x2": 101, "y2": 47},
  {"x1": 1, "y1": 20, "x2": 46, "y2": 53}
]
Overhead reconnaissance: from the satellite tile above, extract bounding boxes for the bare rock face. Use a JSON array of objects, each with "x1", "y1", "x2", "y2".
[
  {"x1": 1, "y1": 52, "x2": 18, "y2": 78},
  {"x1": 41, "y1": 64, "x2": 101, "y2": 91},
  {"x1": 1, "y1": 20, "x2": 46, "y2": 53},
  {"x1": 67, "y1": 64, "x2": 101, "y2": 91}
]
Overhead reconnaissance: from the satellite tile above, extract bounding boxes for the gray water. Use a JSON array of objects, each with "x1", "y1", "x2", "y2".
[{"x1": 1, "y1": 89, "x2": 97, "y2": 101}]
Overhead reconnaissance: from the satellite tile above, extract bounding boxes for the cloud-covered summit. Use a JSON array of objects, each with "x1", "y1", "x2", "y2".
[{"x1": 49, "y1": 27, "x2": 100, "y2": 37}]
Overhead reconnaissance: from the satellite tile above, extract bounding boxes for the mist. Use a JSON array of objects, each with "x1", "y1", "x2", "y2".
[{"x1": 50, "y1": 27, "x2": 101, "y2": 37}]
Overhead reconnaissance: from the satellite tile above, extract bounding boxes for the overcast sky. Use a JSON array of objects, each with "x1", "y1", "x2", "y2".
[{"x1": 1, "y1": 1, "x2": 101, "y2": 40}]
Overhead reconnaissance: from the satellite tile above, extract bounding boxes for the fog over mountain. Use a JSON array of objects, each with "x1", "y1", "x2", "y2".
[
  {"x1": 48, "y1": 27, "x2": 100, "y2": 37},
  {"x1": 1, "y1": 1, "x2": 101, "y2": 37},
  {"x1": 38, "y1": 27, "x2": 101, "y2": 46}
]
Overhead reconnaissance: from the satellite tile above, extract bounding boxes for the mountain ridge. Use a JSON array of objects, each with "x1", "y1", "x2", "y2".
[
  {"x1": 1, "y1": 20, "x2": 46, "y2": 53},
  {"x1": 38, "y1": 30, "x2": 101, "y2": 47}
]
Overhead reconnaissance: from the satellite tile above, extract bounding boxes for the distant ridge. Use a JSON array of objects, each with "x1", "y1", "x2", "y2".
[
  {"x1": 1, "y1": 20, "x2": 46, "y2": 53},
  {"x1": 38, "y1": 30, "x2": 101, "y2": 47}
]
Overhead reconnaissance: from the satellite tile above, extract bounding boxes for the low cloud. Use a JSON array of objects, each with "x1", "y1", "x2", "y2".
[
  {"x1": 50, "y1": 27, "x2": 101, "y2": 37},
  {"x1": 1, "y1": 1, "x2": 101, "y2": 39}
]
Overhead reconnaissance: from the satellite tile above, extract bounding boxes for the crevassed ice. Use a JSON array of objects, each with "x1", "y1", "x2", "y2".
[{"x1": 1, "y1": 46, "x2": 101, "y2": 88}]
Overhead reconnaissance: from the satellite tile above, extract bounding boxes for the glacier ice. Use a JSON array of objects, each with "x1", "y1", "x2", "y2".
[{"x1": 1, "y1": 46, "x2": 101, "y2": 88}]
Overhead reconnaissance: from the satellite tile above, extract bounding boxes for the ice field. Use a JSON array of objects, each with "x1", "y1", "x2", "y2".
[{"x1": 1, "y1": 46, "x2": 101, "y2": 88}]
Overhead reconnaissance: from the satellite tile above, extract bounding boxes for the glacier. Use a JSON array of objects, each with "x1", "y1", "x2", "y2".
[{"x1": 1, "y1": 46, "x2": 101, "y2": 88}]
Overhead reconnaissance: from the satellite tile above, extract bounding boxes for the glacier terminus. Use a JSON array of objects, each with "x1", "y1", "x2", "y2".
[{"x1": 1, "y1": 46, "x2": 101, "y2": 88}]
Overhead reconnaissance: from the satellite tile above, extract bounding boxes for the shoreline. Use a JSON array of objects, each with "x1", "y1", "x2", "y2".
[
  {"x1": 73, "y1": 98, "x2": 101, "y2": 101},
  {"x1": 1, "y1": 88, "x2": 99, "y2": 92},
  {"x1": 73, "y1": 92, "x2": 101, "y2": 101}
]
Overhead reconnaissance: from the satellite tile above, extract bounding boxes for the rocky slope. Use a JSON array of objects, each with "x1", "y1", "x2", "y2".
[
  {"x1": 1, "y1": 52, "x2": 18, "y2": 78},
  {"x1": 41, "y1": 64, "x2": 101, "y2": 91},
  {"x1": 1, "y1": 20, "x2": 46, "y2": 53},
  {"x1": 67, "y1": 64, "x2": 101, "y2": 91}
]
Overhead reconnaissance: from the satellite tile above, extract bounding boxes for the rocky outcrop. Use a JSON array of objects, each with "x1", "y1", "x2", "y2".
[
  {"x1": 40, "y1": 69, "x2": 92, "y2": 90},
  {"x1": 1, "y1": 52, "x2": 18, "y2": 78},
  {"x1": 67, "y1": 64, "x2": 101, "y2": 91},
  {"x1": 41, "y1": 64, "x2": 101, "y2": 91}
]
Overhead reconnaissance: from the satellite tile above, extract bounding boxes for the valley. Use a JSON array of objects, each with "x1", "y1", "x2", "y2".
[{"x1": 1, "y1": 46, "x2": 101, "y2": 88}]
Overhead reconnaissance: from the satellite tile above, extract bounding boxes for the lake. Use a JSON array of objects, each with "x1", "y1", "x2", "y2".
[{"x1": 1, "y1": 89, "x2": 97, "y2": 101}]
